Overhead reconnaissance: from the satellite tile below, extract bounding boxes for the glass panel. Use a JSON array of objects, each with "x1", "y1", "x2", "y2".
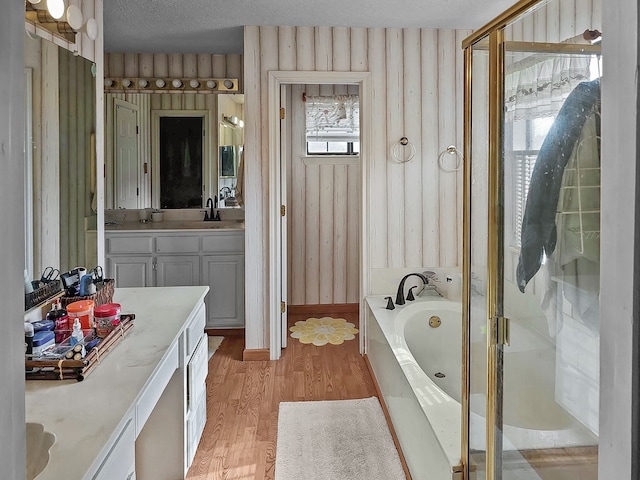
[
  {"x1": 500, "y1": 9, "x2": 601, "y2": 479},
  {"x1": 468, "y1": 41, "x2": 490, "y2": 480}
]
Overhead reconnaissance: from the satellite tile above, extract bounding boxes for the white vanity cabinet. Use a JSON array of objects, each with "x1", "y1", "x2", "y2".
[{"x1": 106, "y1": 229, "x2": 245, "y2": 327}]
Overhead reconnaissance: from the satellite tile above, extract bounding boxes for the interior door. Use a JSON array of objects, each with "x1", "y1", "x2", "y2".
[{"x1": 114, "y1": 100, "x2": 139, "y2": 209}]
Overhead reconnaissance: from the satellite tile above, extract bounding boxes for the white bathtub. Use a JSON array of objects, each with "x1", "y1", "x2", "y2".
[{"x1": 365, "y1": 295, "x2": 597, "y2": 480}]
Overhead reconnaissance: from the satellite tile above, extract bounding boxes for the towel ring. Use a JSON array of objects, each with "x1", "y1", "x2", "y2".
[
  {"x1": 438, "y1": 145, "x2": 463, "y2": 172},
  {"x1": 391, "y1": 137, "x2": 416, "y2": 163}
]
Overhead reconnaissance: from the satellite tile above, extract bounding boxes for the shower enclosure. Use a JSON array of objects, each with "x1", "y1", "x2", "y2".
[{"x1": 462, "y1": 0, "x2": 602, "y2": 478}]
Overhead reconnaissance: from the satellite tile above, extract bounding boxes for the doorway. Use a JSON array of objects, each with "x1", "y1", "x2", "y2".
[{"x1": 267, "y1": 71, "x2": 372, "y2": 360}]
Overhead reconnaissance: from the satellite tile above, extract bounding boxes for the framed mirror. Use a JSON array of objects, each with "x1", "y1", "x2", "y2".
[
  {"x1": 104, "y1": 92, "x2": 244, "y2": 211},
  {"x1": 24, "y1": 32, "x2": 98, "y2": 283}
]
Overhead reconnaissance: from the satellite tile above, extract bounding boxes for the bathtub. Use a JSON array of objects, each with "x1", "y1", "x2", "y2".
[{"x1": 365, "y1": 295, "x2": 597, "y2": 480}]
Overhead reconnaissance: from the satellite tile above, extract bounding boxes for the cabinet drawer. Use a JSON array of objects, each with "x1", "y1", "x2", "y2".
[
  {"x1": 107, "y1": 235, "x2": 154, "y2": 254},
  {"x1": 185, "y1": 303, "x2": 206, "y2": 358},
  {"x1": 135, "y1": 340, "x2": 179, "y2": 436},
  {"x1": 92, "y1": 418, "x2": 135, "y2": 480},
  {"x1": 202, "y1": 233, "x2": 244, "y2": 253},
  {"x1": 187, "y1": 389, "x2": 207, "y2": 467},
  {"x1": 188, "y1": 333, "x2": 209, "y2": 413},
  {"x1": 156, "y1": 235, "x2": 200, "y2": 254}
]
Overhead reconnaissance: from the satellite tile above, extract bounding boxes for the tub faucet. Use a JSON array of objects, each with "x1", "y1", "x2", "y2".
[{"x1": 395, "y1": 273, "x2": 429, "y2": 306}]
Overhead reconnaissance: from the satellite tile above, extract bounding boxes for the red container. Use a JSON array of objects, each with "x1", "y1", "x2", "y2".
[{"x1": 94, "y1": 303, "x2": 121, "y2": 338}]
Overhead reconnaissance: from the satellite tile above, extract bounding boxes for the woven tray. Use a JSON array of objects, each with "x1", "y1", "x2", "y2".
[
  {"x1": 25, "y1": 313, "x2": 135, "y2": 382},
  {"x1": 60, "y1": 278, "x2": 115, "y2": 309}
]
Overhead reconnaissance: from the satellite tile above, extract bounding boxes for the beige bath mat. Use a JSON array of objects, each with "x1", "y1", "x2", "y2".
[{"x1": 275, "y1": 397, "x2": 405, "y2": 480}]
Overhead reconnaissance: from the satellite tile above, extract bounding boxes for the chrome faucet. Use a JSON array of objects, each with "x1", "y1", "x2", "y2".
[{"x1": 395, "y1": 273, "x2": 430, "y2": 306}]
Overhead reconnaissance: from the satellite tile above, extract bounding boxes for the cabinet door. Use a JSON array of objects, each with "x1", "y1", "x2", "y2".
[
  {"x1": 202, "y1": 255, "x2": 244, "y2": 328},
  {"x1": 156, "y1": 255, "x2": 201, "y2": 287},
  {"x1": 108, "y1": 256, "x2": 154, "y2": 288}
]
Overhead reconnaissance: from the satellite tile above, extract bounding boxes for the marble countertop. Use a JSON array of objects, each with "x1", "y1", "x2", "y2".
[
  {"x1": 105, "y1": 220, "x2": 244, "y2": 232},
  {"x1": 25, "y1": 286, "x2": 209, "y2": 480}
]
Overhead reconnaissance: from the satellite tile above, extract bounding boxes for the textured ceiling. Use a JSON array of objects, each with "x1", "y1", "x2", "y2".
[{"x1": 104, "y1": 0, "x2": 516, "y2": 54}]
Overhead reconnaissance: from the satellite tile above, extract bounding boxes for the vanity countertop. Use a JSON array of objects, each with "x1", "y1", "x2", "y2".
[
  {"x1": 105, "y1": 219, "x2": 244, "y2": 232},
  {"x1": 24, "y1": 286, "x2": 209, "y2": 480}
]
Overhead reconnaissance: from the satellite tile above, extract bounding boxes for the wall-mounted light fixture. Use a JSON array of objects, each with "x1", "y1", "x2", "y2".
[
  {"x1": 25, "y1": 0, "x2": 90, "y2": 43},
  {"x1": 104, "y1": 78, "x2": 239, "y2": 93}
]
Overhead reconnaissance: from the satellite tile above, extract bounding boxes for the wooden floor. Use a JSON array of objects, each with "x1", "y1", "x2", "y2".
[{"x1": 186, "y1": 310, "x2": 379, "y2": 480}]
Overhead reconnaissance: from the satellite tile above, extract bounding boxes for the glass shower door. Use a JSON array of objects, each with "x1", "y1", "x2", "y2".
[{"x1": 498, "y1": 37, "x2": 601, "y2": 480}]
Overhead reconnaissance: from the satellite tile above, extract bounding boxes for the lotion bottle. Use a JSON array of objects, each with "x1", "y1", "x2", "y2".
[{"x1": 70, "y1": 318, "x2": 84, "y2": 346}]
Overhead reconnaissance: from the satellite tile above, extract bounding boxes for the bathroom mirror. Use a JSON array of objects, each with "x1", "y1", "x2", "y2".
[
  {"x1": 24, "y1": 33, "x2": 98, "y2": 282},
  {"x1": 104, "y1": 92, "x2": 244, "y2": 210}
]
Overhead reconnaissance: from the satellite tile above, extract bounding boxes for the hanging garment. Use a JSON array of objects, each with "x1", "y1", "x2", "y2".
[{"x1": 516, "y1": 78, "x2": 600, "y2": 293}]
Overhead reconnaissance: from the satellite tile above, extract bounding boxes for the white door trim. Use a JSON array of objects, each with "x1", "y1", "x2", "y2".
[{"x1": 267, "y1": 70, "x2": 372, "y2": 360}]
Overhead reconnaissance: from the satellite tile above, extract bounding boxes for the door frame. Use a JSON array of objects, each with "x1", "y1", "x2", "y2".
[{"x1": 267, "y1": 71, "x2": 372, "y2": 360}]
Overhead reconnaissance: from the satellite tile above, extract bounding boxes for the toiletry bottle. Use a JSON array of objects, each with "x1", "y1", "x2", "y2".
[
  {"x1": 24, "y1": 322, "x2": 34, "y2": 355},
  {"x1": 70, "y1": 318, "x2": 86, "y2": 358},
  {"x1": 70, "y1": 318, "x2": 84, "y2": 346},
  {"x1": 47, "y1": 299, "x2": 70, "y2": 343}
]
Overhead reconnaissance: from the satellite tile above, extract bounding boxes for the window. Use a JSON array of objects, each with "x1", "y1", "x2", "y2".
[
  {"x1": 305, "y1": 94, "x2": 359, "y2": 155},
  {"x1": 509, "y1": 117, "x2": 554, "y2": 249}
]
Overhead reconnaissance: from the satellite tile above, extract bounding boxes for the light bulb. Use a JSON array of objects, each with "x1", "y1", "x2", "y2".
[
  {"x1": 46, "y1": 0, "x2": 65, "y2": 20},
  {"x1": 121, "y1": 79, "x2": 132, "y2": 88},
  {"x1": 206, "y1": 80, "x2": 217, "y2": 89},
  {"x1": 223, "y1": 79, "x2": 234, "y2": 89},
  {"x1": 189, "y1": 79, "x2": 200, "y2": 88},
  {"x1": 138, "y1": 79, "x2": 149, "y2": 88},
  {"x1": 155, "y1": 79, "x2": 166, "y2": 88},
  {"x1": 171, "y1": 79, "x2": 182, "y2": 88},
  {"x1": 65, "y1": 5, "x2": 83, "y2": 30},
  {"x1": 104, "y1": 79, "x2": 114, "y2": 87}
]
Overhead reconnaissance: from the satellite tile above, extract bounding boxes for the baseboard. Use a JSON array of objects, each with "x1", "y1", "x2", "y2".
[
  {"x1": 363, "y1": 354, "x2": 413, "y2": 480},
  {"x1": 288, "y1": 303, "x2": 359, "y2": 314},
  {"x1": 206, "y1": 328, "x2": 244, "y2": 337},
  {"x1": 242, "y1": 348, "x2": 270, "y2": 361}
]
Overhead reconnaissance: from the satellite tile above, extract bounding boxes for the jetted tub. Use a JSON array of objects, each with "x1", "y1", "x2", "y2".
[{"x1": 365, "y1": 295, "x2": 597, "y2": 480}]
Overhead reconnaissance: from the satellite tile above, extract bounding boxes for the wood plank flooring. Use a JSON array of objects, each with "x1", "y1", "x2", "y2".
[{"x1": 186, "y1": 310, "x2": 381, "y2": 480}]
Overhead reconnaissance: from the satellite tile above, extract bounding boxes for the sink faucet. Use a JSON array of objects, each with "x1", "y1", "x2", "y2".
[
  {"x1": 395, "y1": 273, "x2": 430, "y2": 306},
  {"x1": 204, "y1": 198, "x2": 220, "y2": 221}
]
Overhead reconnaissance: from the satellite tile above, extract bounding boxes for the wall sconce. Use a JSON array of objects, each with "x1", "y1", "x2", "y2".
[{"x1": 171, "y1": 79, "x2": 183, "y2": 88}]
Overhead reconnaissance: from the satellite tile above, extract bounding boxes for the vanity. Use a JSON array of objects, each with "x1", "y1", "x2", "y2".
[
  {"x1": 105, "y1": 221, "x2": 245, "y2": 328},
  {"x1": 25, "y1": 286, "x2": 209, "y2": 480}
]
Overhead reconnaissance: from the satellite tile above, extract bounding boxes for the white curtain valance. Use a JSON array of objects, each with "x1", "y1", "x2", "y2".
[
  {"x1": 305, "y1": 94, "x2": 359, "y2": 140},
  {"x1": 505, "y1": 54, "x2": 592, "y2": 121}
]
